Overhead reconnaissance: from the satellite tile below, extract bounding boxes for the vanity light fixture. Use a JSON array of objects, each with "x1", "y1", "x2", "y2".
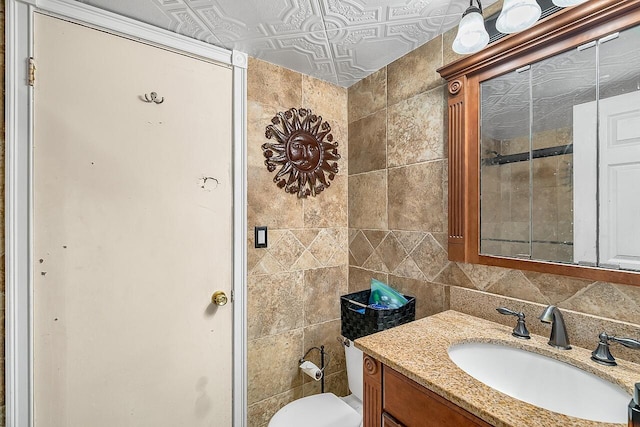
[
  {"x1": 496, "y1": 0, "x2": 542, "y2": 34},
  {"x1": 452, "y1": 0, "x2": 589, "y2": 55},
  {"x1": 552, "y1": 0, "x2": 589, "y2": 6},
  {"x1": 453, "y1": 0, "x2": 490, "y2": 54}
]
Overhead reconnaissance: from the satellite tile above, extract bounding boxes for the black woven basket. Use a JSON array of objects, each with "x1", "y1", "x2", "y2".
[{"x1": 340, "y1": 289, "x2": 415, "y2": 341}]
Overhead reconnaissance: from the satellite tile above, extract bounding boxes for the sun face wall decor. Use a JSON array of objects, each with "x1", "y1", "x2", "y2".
[{"x1": 263, "y1": 107, "x2": 341, "y2": 198}]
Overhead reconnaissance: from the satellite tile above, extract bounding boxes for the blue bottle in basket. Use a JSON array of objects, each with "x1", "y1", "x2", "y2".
[{"x1": 368, "y1": 278, "x2": 408, "y2": 309}]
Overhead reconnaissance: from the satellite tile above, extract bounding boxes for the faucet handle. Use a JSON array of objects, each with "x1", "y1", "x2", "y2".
[
  {"x1": 496, "y1": 307, "x2": 530, "y2": 339},
  {"x1": 591, "y1": 332, "x2": 640, "y2": 366},
  {"x1": 610, "y1": 336, "x2": 640, "y2": 349}
]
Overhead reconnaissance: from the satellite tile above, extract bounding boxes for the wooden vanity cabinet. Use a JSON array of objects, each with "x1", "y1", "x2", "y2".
[{"x1": 363, "y1": 356, "x2": 492, "y2": 427}]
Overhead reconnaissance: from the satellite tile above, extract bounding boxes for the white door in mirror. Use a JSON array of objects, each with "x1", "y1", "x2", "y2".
[{"x1": 574, "y1": 90, "x2": 640, "y2": 271}]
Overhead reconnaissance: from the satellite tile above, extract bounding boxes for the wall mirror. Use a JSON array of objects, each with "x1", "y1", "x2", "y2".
[
  {"x1": 480, "y1": 24, "x2": 640, "y2": 272},
  {"x1": 438, "y1": 0, "x2": 640, "y2": 285}
]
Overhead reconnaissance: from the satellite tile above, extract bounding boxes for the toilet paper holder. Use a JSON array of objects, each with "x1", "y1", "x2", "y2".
[{"x1": 299, "y1": 345, "x2": 330, "y2": 393}]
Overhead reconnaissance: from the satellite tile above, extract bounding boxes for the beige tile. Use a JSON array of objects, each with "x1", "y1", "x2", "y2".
[
  {"x1": 559, "y1": 282, "x2": 640, "y2": 325},
  {"x1": 292, "y1": 229, "x2": 320, "y2": 247},
  {"x1": 348, "y1": 267, "x2": 387, "y2": 293},
  {"x1": 292, "y1": 250, "x2": 322, "y2": 271},
  {"x1": 247, "y1": 166, "x2": 304, "y2": 229},
  {"x1": 388, "y1": 275, "x2": 446, "y2": 320},
  {"x1": 303, "y1": 174, "x2": 348, "y2": 228},
  {"x1": 247, "y1": 228, "x2": 266, "y2": 274},
  {"x1": 457, "y1": 263, "x2": 511, "y2": 290},
  {"x1": 247, "y1": 387, "x2": 303, "y2": 427},
  {"x1": 377, "y1": 233, "x2": 408, "y2": 273},
  {"x1": 329, "y1": 119, "x2": 349, "y2": 176},
  {"x1": 304, "y1": 266, "x2": 348, "y2": 325},
  {"x1": 362, "y1": 230, "x2": 388, "y2": 249},
  {"x1": 523, "y1": 272, "x2": 594, "y2": 305},
  {"x1": 485, "y1": 270, "x2": 550, "y2": 305},
  {"x1": 432, "y1": 231, "x2": 448, "y2": 252},
  {"x1": 388, "y1": 86, "x2": 445, "y2": 167},
  {"x1": 248, "y1": 57, "x2": 302, "y2": 109},
  {"x1": 393, "y1": 231, "x2": 427, "y2": 254},
  {"x1": 388, "y1": 36, "x2": 444, "y2": 106},
  {"x1": 388, "y1": 162, "x2": 444, "y2": 231},
  {"x1": 348, "y1": 171, "x2": 388, "y2": 230},
  {"x1": 248, "y1": 101, "x2": 281, "y2": 169},
  {"x1": 348, "y1": 109, "x2": 387, "y2": 175},
  {"x1": 348, "y1": 228, "x2": 358, "y2": 245},
  {"x1": 485, "y1": 0, "x2": 505, "y2": 16},
  {"x1": 328, "y1": 247, "x2": 349, "y2": 268},
  {"x1": 302, "y1": 74, "x2": 348, "y2": 124},
  {"x1": 409, "y1": 233, "x2": 448, "y2": 281},
  {"x1": 434, "y1": 263, "x2": 475, "y2": 289},
  {"x1": 251, "y1": 252, "x2": 286, "y2": 276},
  {"x1": 269, "y1": 231, "x2": 306, "y2": 271},
  {"x1": 362, "y1": 250, "x2": 389, "y2": 273},
  {"x1": 303, "y1": 320, "x2": 345, "y2": 378},
  {"x1": 348, "y1": 67, "x2": 386, "y2": 123},
  {"x1": 615, "y1": 283, "x2": 640, "y2": 308},
  {"x1": 393, "y1": 257, "x2": 427, "y2": 281},
  {"x1": 325, "y1": 228, "x2": 349, "y2": 266},
  {"x1": 248, "y1": 272, "x2": 304, "y2": 340},
  {"x1": 349, "y1": 231, "x2": 375, "y2": 267},
  {"x1": 308, "y1": 229, "x2": 342, "y2": 266},
  {"x1": 532, "y1": 156, "x2": 559, "y2": 188},
  {"x1": 248, "y1": 329, "x2": 304, "y2": 404}
]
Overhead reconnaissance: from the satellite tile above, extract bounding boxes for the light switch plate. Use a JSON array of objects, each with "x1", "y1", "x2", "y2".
[{"x1": 255, "y1": 226, "x2": 268, "y2": 248}]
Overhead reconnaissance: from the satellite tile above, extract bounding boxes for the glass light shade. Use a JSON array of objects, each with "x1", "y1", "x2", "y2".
[
  {"x1": 496, "y1": 0, "x2": 542, "y2": 34},
  {"x1": 552, "y1": 0, "x2": 589, "y2": 6},
  {"x1": 453, "y1": 10, "x2": 490, "y2": 54}
]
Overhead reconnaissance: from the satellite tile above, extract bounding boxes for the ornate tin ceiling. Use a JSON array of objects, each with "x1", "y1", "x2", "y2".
[{"x1": 74, "y1": 0, "x2": 498, "y2": 87}]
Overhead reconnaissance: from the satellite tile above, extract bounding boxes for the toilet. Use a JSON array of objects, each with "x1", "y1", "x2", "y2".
[{"x1": 268, "y1": 339, "x2": 363, "y2": 427}]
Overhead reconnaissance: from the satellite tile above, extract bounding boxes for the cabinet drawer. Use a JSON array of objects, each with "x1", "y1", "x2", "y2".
[
  {"x1": 383, "y1": 367, "x2": 491, "y2": 427},
  {"x1": 382, "y1": 412, "x2": 404, "y2": 427}
]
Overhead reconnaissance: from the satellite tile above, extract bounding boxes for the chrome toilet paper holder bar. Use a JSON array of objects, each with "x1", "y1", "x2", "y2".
[{"x1": 299, "y1": 345, "x2": 329, "y2": 393}]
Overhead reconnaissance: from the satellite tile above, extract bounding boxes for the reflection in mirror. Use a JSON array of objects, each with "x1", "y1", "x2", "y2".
[{"x1": 480, "y1": 23, "x2": 640, "y2": 272}]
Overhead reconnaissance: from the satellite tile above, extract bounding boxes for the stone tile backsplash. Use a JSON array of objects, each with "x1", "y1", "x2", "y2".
[
  {"x1": 346, "y1": 29, "x2": 640, "y2": 386},
  {"x1": 247, "y1": 57, "x2": 349, "y2": 427}
]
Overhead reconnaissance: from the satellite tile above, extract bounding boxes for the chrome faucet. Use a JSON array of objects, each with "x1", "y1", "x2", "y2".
[
  {"x1": 538, "y1": 305, "x2": 571, "y2": 350},
  {"x1": 496, "y1": 307, "x2": 530, "y2": 339},
  {"x1": 591, "y1": 332, "x2": 640, "y2": 366}
]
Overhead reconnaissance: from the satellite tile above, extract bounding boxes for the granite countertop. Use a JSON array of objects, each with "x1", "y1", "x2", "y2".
[{"x1": 355, "y1": 310, "x2": 640, "y2": 427}]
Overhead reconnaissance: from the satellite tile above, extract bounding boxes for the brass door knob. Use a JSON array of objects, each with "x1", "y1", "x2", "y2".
[{"x1": 211, "y1": 291, "x2": 228, "y2": 306}]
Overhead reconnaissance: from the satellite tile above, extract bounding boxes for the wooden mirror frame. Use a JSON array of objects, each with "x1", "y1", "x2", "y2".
[{"x1": 437, "y1": 0, "x2": 640, "y2": 286}]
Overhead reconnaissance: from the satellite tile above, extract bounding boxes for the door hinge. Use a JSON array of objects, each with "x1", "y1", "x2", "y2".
[{"x1": 28, "y1": 57, "x2": 36, "y2": 87}]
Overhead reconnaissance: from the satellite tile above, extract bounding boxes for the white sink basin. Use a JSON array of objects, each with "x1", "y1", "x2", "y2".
[{"x1": 448, "y1": 342, "x2": 630, "y2": 423}]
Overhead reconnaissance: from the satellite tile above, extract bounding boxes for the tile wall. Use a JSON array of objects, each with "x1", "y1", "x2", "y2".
[
  {"x1": 246, "y1": 57, "x2": 349, "y2": 427},
  {"x1": 347, "y1": 1, "x2": 640, "y2": 371}
]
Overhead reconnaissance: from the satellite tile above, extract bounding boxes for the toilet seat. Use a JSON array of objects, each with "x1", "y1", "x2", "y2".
[{"x1": 268, "y1": 393, "x2": 361, "y2": 427}]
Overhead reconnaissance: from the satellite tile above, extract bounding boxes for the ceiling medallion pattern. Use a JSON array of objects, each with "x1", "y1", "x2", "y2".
[
  {"x1": 263, "y1": 108, "x2": 340, "y2": 198},
  {"x1": 75, "y1": 0, "x2": 499, "y2": 87}
]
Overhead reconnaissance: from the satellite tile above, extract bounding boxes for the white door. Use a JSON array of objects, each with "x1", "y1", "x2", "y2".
[
  {"x1": 33, "y1": 13, "x2": 233, "y2": 427},
  {"x1": 598, "y1": 91, "x2": 640, "y2": 270},
  {"x1": 573, "y1": 91, "x2": 640, "y2": 271}
]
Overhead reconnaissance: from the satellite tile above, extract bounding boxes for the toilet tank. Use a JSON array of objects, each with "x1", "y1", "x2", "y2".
[{"x1": 344, "y1": 339, "x2": 363, "y2": 401}]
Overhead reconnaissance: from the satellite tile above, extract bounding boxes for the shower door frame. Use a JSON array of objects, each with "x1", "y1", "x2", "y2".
[{"x1": 4, "y1": 0, "x2": 249, "y2": 426}]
